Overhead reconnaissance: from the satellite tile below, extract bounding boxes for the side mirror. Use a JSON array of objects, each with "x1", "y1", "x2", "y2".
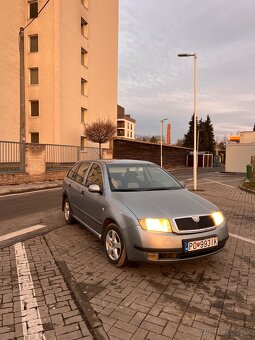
[{"x1": 88, "y1": 184, "x2": 101, "y2": 193}]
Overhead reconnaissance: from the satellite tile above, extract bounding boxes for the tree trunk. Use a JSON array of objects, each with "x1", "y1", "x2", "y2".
[{"x1": 99, "y1": 143, "x2": 102, "y2": 159}]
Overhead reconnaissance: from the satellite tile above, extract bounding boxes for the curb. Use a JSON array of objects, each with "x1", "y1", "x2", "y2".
[
  {"x1": 0, "y1": 183, "x2": 62, "y2": 196},
  {"x1": 44, "y1": 234, "x2": 109, "y2": 340},
  {"x1": 239, "y1": 185, "x2": 255, "y2": 195}
]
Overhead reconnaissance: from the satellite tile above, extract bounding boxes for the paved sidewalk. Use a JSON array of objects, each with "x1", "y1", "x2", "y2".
[
  {"x1": 0, "y1": 180, "x2": 63, "y2": 196},
  {"x1": 1, "y1": 178, "x2": 255, "y2": 339}
]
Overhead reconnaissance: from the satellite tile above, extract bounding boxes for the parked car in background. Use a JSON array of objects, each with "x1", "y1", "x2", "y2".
[{"x1": 62, "y1": 160, "x2": 229, "y2": 267}]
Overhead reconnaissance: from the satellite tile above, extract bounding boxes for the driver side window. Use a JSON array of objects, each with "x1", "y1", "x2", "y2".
[{"x1": 85, "y1": 163, "x2": 103, "y2": 188}]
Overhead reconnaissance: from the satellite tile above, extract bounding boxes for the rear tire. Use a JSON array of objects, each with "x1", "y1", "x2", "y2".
[
  {"x1": 104, "y1": 223, "x2": 128, "y2": 267},
  {"x1": 63, "y1": 197, "x2": 75, "y2": 224}
]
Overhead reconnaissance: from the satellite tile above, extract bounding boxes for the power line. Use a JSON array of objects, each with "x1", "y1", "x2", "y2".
[{"x1": 23, "y1": 0, "x2": 50, "y2": 30}]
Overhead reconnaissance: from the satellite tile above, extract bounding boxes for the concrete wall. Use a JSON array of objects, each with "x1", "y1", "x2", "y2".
[
  {"x1": 113, "y1": 138, "x2": 191, "y2": 170},
  {"x1": 225, "y1": 144, "x2": 255, "y2": 173}
]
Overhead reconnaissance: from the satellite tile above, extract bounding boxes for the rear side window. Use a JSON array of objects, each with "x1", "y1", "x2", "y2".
[
  {"x1": 74, "y1": 162, "x2": 90, "y2": 184},
  {"x1": 85, "y1": 163, "x2": 103, "y2": 188},
  {"x1": 67, "y1": 163, "x2": 80, "y2": 181}
]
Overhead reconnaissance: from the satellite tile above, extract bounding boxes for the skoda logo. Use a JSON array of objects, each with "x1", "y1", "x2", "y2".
[{"x1": 192, "y1": 215, "x2": 200, "y2": 223}]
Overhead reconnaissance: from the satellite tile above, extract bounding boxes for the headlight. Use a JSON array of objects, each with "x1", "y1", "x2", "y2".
[
  {"x1": 139, "y1": 218, "x2": 172, "y2": 232},
  {"x1": 211, "y1": 211, "x2": 224, "y2": 226}
]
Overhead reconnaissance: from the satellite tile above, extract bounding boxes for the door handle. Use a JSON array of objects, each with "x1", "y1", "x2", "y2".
[{"x1": 81, "y1": 190, "x2": 84, "y2": 195}]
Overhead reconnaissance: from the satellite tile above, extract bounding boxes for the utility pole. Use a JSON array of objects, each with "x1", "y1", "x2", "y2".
[{"x1": 19, "y1": 27, "x2": 25, "y2": 144}]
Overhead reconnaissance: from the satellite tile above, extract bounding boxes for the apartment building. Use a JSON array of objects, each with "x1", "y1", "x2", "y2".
[
  {"x1": 117, "y1": 105, "x2": 136, "y2": 140},
  {"x1": 0, "y1": 0, "x2": 118, "y2": 147}
]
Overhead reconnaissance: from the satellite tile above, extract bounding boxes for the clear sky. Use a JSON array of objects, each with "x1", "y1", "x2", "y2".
[{"x1": 118, "y1": 0, "x2": 255, "y2": 143}]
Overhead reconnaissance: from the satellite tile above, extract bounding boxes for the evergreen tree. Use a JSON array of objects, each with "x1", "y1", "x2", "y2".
[
  {"x1": 183, "y1": 114, "x2": 198, "y2": 148},
  {"x1": 183, "y1": 114, "x2": 216, "y2": 153},
  {"x1": 198, "y1": 118, "x2": 206, "y2": 151},
  {"x1": 203, "y1": 115, "x2": 215, "y2": 153}
]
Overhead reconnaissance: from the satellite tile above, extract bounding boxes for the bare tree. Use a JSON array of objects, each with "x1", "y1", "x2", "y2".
[{"x1": 84, "y1": 119, "x2": 116, "y2": 158}]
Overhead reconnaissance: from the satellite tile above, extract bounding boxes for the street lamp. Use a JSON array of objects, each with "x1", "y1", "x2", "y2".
[
  {"x1": 178, "y1": 52, "x2": 197, "y2": 190},
  {"x1": 160, "y1": 118, "x2": 168, "y2": 167}
]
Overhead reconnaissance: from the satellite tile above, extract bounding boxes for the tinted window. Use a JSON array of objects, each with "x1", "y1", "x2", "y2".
[
  {"x1": 74, "y1": 162, "x2": 90, "y2": 184},
  {"x1": 67, "y1": 163, "x2": 80, "y2": 181},
  {"x1": 85, "y1": 164, "x2": 103, "y2": 188}
]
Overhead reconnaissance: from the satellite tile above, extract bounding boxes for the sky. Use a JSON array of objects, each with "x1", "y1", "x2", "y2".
[{"x1": 118, "y1": 0, "x2": 255, "y2": 143}]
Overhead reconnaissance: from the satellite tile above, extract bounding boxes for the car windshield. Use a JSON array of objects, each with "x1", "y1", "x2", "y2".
[{"x1": 107, "y1": 163, "x2": 183, "y2": 192}]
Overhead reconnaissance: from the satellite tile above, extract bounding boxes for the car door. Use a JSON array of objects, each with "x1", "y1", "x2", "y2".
[
  {"x1": 77, "y1": 162, "x2": 106, "y2": 236},
  {"x1": 68, "y1": 162, "x2": 90, "y2": 220}
]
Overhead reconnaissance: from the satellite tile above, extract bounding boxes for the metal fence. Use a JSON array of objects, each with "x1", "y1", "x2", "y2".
[
  {"x1": 0, "y1": 141, "x2": 25, "y2": 173},
  {"x1": 45, "y1": 144, "x2": 79, "y2": 171},
  {"x1": 46, "y1": 144, "x2": 101, "y2": 170},
  {"x1": 0, "y1": 141, "x2": 103, "y2": 173}
]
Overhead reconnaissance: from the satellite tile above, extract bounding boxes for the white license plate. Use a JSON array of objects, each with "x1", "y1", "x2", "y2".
[{"x1": 185, "y1": 237, "x2": 218, "y2": 252}]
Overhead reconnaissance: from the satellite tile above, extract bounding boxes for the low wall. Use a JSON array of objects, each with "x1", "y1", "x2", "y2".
[
  {"x1": 113, "y1": 138, "x2": 191, "y2": 169},
  {"x1": 0, "y1": 171, "x2": 67, "y2": 186}
]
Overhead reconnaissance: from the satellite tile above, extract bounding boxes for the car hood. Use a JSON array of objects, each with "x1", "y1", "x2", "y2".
[{"x1": 113, "y1": 189, "x2": 218, "y2": 220}]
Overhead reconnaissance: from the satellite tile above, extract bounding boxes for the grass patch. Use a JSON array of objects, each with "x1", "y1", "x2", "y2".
[{"x1": 241, "y1": 181, "x2": 255, "y2": 192}]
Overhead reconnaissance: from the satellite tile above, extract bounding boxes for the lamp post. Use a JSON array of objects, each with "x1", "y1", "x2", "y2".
[
  {"x1": 160, "y1": 118, "x2": 168, "y2": 167},
  {"x1": 178, "y1": 52, "x2": 197, "y2": 190}
]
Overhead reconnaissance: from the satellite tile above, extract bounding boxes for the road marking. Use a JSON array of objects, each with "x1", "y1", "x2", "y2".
[
  {"x1": 0, "y1": 224, "x2": 46, "y2": 242},
  {"x1": 201, "y1": 179, "x2": 236, "y2": 188},
  {"x1": 15, "y1": 242, "x2": 45, "y2": 339},
  {"x1": 229, "y1": 233, "x2": 255, "y2": 245},
  {"x1": 0, "y1": 187, "x2": 61, "y2": 198}
]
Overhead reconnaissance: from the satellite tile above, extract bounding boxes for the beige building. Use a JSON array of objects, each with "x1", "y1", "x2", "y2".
[
  {"x1": 226, "y1": 131, "x2": 255, "y2": 173},
  {"x1": 117, "y1": 105, "x2": 136, "y2": 140},
  {"x1": 0, "y1": 0, "x2": 118, "y2": 148}
]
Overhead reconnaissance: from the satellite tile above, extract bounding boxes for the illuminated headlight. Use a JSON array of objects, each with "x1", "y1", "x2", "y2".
[
  {"x1": 211, "y1": 212, "x2": 224, "y2": 226},
  {"x1": 139, "y1": 218, "x2": 172, "y2": 232}
]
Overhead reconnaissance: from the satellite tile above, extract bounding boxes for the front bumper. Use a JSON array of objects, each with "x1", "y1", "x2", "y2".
[{"x1": 122, "y1": 224, "x2": 229, "y2": 262}]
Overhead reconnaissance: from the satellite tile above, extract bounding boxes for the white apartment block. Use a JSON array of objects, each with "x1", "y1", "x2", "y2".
[{"x1": 117, "y1": 105, "x2": 136, "y2": 140}]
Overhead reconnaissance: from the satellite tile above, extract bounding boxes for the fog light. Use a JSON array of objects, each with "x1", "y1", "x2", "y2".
[{"x1": 147, "y1": 253, "x2": 159, "y2": 261}]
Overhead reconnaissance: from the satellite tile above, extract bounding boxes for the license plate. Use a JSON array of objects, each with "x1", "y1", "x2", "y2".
[{"x1": 184, "y1": 237, "x2": 218, "y2": 252}]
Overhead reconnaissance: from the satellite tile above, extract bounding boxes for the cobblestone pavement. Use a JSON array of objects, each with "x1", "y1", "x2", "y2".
[{"x1": 1, "y1": 179, "x2": 255, "y2": 339}]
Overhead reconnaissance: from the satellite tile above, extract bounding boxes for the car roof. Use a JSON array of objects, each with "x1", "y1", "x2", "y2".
[{"x1": 78, "y1": 159, "x2": 155, "y2": 165}]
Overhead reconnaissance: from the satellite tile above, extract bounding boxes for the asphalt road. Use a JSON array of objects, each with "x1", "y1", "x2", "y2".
[{"x1": 0, "y1": 167, "x2": 244, "y2": 241}]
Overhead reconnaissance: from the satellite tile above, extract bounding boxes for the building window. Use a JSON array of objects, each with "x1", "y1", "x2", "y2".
[
  {"x1": 81, "y1": 78, "x2": 88, "y2": 96},
  {"x1": 29, "y1": 1, "x2": 38, "y2": 19},
  {"x1": 130, "y1": 131, "x2": 132, "y2": 138},
  {"x1": 81, "y1": 0, "x2": 88, "y2": 8},
  {"x1": 30, "y1": 68, "x2": 39, "y2": 85},
  {"x1": 30, "y1": 100, "x2": 39, "y2": 117},
  {"x1": 81, "y1": 17, "x2": 88, "y2": 38},
  {"x1": 81, "y1": 107, "x2": 87, "y2": 123},
  {"x1": 127, "y1": 123, "x2": 129, "y2": 129},
  {"x1": 29, "y1": 35, "x2": 38, "y2": 52},
  {"x1": 31, "y1": 132, "x2": 39, "y2": 143},
  {"x1": 117, "y1": 129, "x2": 124, "y2": 137},
  {"x1": 130, "y1": 124, "x2": 133, "y2": 130},
  {"x1": 81, "y1": 48, "x2": 88, "y2": 67},
  {"x1": 81, "y1": 136, "x2": 86, "y2": 150},
  {"x1": 117, "y1": 121, "x2": 125, "y2": 128}
]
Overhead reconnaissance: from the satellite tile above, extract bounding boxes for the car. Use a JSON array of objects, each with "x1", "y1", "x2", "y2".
[{"x1": 62, "y1": 159, "x2": 229, "y2": 267}]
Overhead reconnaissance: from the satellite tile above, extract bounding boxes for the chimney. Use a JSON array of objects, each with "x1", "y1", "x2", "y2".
[{"x1": 166, "y1": 124, "x2": 171, "y2": 144}]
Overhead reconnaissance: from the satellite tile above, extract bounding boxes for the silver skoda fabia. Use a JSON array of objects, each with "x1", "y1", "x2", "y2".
[{"x1": 62, "y1": 160, "x2": 228, "y2": 267}]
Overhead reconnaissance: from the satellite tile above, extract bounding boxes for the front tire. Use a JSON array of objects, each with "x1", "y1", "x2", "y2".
[
  {"x1": 104, "y1": 223, "x2": 128, "y2": 267},
  {"x1": 63, "y1": 197, "x2": 75, "y2": 224}
]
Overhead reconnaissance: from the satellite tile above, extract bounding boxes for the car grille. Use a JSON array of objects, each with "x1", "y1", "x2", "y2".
[{"x1": 174, "y1": 215, "x2": 214, "y2": 231}]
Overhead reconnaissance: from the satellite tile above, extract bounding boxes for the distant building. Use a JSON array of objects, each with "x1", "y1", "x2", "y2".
[
  {"x1": 226, "y1": 130, "x2": 255, "y2": 172},
  {"x1": 0, "y1": 0, "x2": 118, "y2": 148},
  {"x1": 117, "y1": 105, "x2": 136, "y2": 140}
]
